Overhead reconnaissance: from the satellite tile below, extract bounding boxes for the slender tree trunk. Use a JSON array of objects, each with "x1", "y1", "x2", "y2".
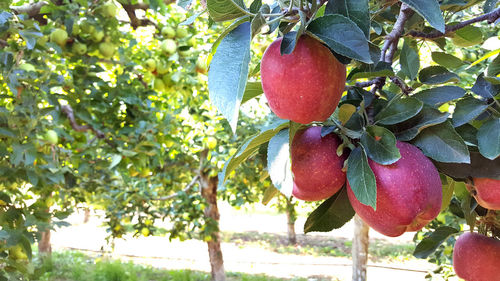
[
  {"x1": 352, "y1": 215, "x2": 369, "y2": 281},
  {"x1": 200, "y1": 168, "x2": 226, "y2": 281},
  {"x1": 285, "y1": 197, "x2": 297, "y2": 245},
  {"x1": 83, "y1": 207, "x2": 90, "y2": 223},
  {"x1": 38, "y1": 227, "x2": 52, "y2": 256}
]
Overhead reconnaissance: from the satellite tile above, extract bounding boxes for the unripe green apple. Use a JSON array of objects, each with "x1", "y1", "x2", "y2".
[
  {"x1": 9, "y1": 245, "x2": 27, "y2": 260},
  {"x1": 144, "y1": 58, "x2": 157, "y2": 72},
  {"x1": 178, "y1": 46, "x2": 191, "y2": 57},
  {"x1": 153, "y1": 77, "x2": 166, "y2": 92},
  {"x1": 162, "y1": 74, "x2": 173, "y2": 87},
  {"x1": 19, "y1": 63, "x2": 36, "y2": 72},
  {"x1": 161, "y1": 26, "x2": 176, "y2": 38},
  {"x1": 160, "y1": 39, "x2": 177, "y2": 55},
  {"x1": 80, "y1": 20, "x2": 95, "y2": 34},
  {"x1": 72, "y1": 22, "x2": 80, "y2": 36},
  {"x1": 50, "y1": 28, "x2": 68, "y2": 46},
  {"x1": 45, "y1": 130, "x2": 58, "y2": 145},
  {"x1": 91, "y1": 29, "x2": 105, "y2": 42},
  {"x1": 99, "y1": 42, "x2": 116, "y2": 58},
  {"x1": 176, "y1": 26, "x2": 189, "y2": 38},
  {"x1": 38, "y1": 35, "x2": 49, "y2": 46},
  {"x1": 156, "y1": 60, "x2": 169, "y2": 75},
  {"x1": 100, "y1": 2, "x2": 118, "y2": 18},
  {"x1": 72, "y1": 42, "x2": 87, "y2": 55}
]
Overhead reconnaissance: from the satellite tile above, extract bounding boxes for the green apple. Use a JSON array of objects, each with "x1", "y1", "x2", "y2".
[
  {"x1": 100, "y1": 2, "x2": 118, "y2": 18},
  {"x1": 19, "y1": 63, "x2": 36, "y2": 72},
  {"x1": 178, "y1": 46, "x2": 191, "y2": 57},
  {"x1": 72, "y1": 22, "x2": 80, "y2": 36},
  {"x1": 99, "y1": 42, "x2": 116, "y2": 58},
  {"x1": 156, "y1": 60, "x2": 169, "y2": 74},
  {"x1": 45, "y1": 130, "x2": 58, "y2": 145},
  {"x1": 9, "y1": 245, "x2": 28, "y2": 260},
  {"x1": 91, "y1": 29, "x2": 105, "y2": 42},
  {"x1": 153, "y1": 77, "x2": 166, "y2": 92},
  {"x1": 144, "y1": 58, "x2": 157, "y2": 72},
  {"x1": 161, "y1": 26, "x2": 176, "y2": 38},
  {"x1": 72, "y1": 42, "x2": 87, "y2": 55},
  {"x1": 80, "y1": 20, "x2": 95, "y2": 34},
  {"x1": 162, "y1": 74, "x2": 173, "y2": 87},
  {"x1": 176, "y1": 26, "x2": 189, "y2": 38},
  {"x1": 38, "y1": 35, "x2": 49, "y2": 46},
  {"x1": 50, "y1": 28, "x2": 68, "y2": 46},
  {"x1": 160, "y1": 39, "x2": 176, "y2": 55},
  {"x1": 206, "y1": 137, "x2": 217, "y2": 149}
]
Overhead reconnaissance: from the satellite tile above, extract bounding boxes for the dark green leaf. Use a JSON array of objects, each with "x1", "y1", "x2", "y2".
[
  {"x1": 441, "y1": 177, "x2": 455, "y2": 211},
  {"x1": 207, "y1": 0, "x2": 247, "y2": 22},
  {"x1": 347, "y1": 62, "x2": 394, "y2": 81},
  {"x1": 280, "y1": 31, "x2": 298, "y2": 55},
  {"x1": 249, "y1": 0, "x2": 262, "y2": 13},
  {"x1": 400, "y1": 0, "x2": 445, "y2": 33},
  {"x1": 412, "y1": 86, "x2": 466, "y2": 106},
  {"x1": 431, "y1": 52, "x2": 465, "y2": 69},
  {"x1": 413, "y1": 226, "x2": 459, "y2": 259},
  {"x1": 250, "y1": 11, "x2": 266, "y2": 37},
  {"x1": 347, "y1": 147, "x2": 376, "y2": 209},
  {"x1": 452, "y1": 25, "x2": 483, "y2": 47},
  {"x1": 208, "y1": 22, "x2": 251, "y2": 132},
  {"x1": 434, "y1": 151, "x2": 500, "y2": 180},
  {"x1": 220, "y1": 119, "x2": 289, "y2": 184},
  {"x1": 451, "y1": 96, "x2": 488, "y2": 127},
  {"x1": 418, "y1": 66, "x2": 459, "y2": 84},
  {"x1": 400, "y1": 39, "x2": 420, "y2": 80},
  {"x1": 361, "y1": 125, "x2": 401, "y2": 165},
  {"x1": 304, "y1": 188, "x2": 355, "y2": 233},
  {"x1": 471, "y1": 73, "x2": 500, "y2": 99},
  {"x1": 242, "y1": 81, "x2": 263, "y2": 103},
  {"x1": 393, "y1": 107, "x2": 449, "y2": 141},
  {"x1": 487, "y1": 55, "x2": 500, "y2": 77},
  {"x1": 307, "y1": 15, "x2": 372, "y2": 63},
  {"x1": 477, "y1": 118, "x2": 500, "y2": 160},
  {"x1": 484, "y1": 0, "x2": 498, "y2": 13},
  {"x1": 325, "y1": 0, "x2": 370, "y2": 38},
  {"x1": 375, "y1": 97, "x2": 423, "y2": 125},
  {"x1": 455, "y1": 124, "x2": 478, "y2": 146},
  {"x1": 412, "y1": 121, "x2": 470, "y2": 163},
  {"x1": 267, "y1": 129, "x2": 293, "y2": 197}
]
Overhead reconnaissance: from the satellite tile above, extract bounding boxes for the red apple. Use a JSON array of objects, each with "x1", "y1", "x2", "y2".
[
  {"x1": 260, "y1": 35, "x2": 346, "y2": 124},
  {"x1": 453, "y1": 232, "x2": 500, "y2": 281},
  {"x1": 467, "y1": 178, "x2": 500, "y2": 210},
  {"x1": 347, "y1": 141, "x2": 442, "y2": 237},
  {"x1": 291, "y1": 127, "x2": 346, "y2": 201}
]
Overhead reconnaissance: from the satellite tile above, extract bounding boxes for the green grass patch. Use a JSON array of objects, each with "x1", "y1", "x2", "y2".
[{"x1": 32, "y1": 250, "x2": 310, "y2": 281}]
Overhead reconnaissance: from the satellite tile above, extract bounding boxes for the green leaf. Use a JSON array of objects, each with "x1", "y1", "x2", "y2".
[
  {"x1": 325, "y1": 0, "x2": 370, "y2": 39},
  {"x1": 433, "y1": 151, "x2": 500, "y2": 180},
  {"x1": 487, "y1": 55, "x2": 500, "y2": 77},
  {"x1": 208, "y1": 22, "x2": 251, "y2": 132},
  {"x1": 477, "y1": 118, "x2": 500, "y2": 160},
  {"x1": 207, "y1": 0, "x2": 247, "y2": 22},
  {"x1": 209, "y1": 17, "x2": 250, "y2": 57},
  {"x1": 452, "y1": 25, "x2": 483, "y2": 47},
  {"x1": 0, "y1": 128, "x2": 15, "y2": 138},
  {"x1": 267, "y1": 129, "x2": 293, "y2": 197},
  {"x1": 392, "y1": 107, "x2": 450, "y2": 141},
  {"x1": 361, "y1": 126, "x2": 401, "y2": 165},
  {"x1": 471, "y1": 73, "x2": 500, "y2": 99},
  {"x1": 375, "y1": 97, "x2": 423, "y2": 125},
  {"x1": 220, "y1": 119, "x2": 289, "y2": 184},
  {"x1": 109, "y1": 154, "x2": 122, "y2": 169},
  {"x1": 338, "y1": 104, "x2": 357, "y2": 125},
  {"x1": 250, "y1": 7, "x2": 268, "y2": 37},
  {"x1": 418, "y1": 66, "x2": 460, "y2": 84},
  {"x1": 412, "y1": 86, "x2": 466, "y2": 106},
  {"x1": 456, "y1": 124, "x2": 478, "y2": 146},
  {"x1": 242, "y1": 81, "x2": 263, "y2": 103},
  {"x1": 347, "y1": 62, "x2": 394, "y2": 81},
  {"x1": 441, "y1": 177, "x2": 455, "y2": 212},
  {"x1": 484, "y1": 0, "x2": 498, "y2": 13},
  {"x1": 307, "y1": 15, "x2": 372, "y2": 63},
  {"x1": 451, "y1": 96, "x2": 488, "y2": 127},
  {"x1": 400, "y1": 0, "x2": 445, "y2": 33},
  {"x1": 431, "y1": 52, "x2": 465, "y2": 69},
  {"x1": 303, "y1": 188, "x2": 355, "y2": 233},
  {"x1": 262, "y1": 185, "x2": 278, "y2": 205},
  {"x1": 400, "y1": 39, "x2": 420, "y2": 80},
  {"x1": 347, "y1": 147, "x2": 376, "y2": 209},
  {"x1": 412, "y1": 121, "x2": 470, "y2": 163},
  {"x1": 413, "y1": 226, "x2": 459, "y2": 259}
]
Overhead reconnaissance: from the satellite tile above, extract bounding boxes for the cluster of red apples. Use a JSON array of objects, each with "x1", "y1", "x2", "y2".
[{"x1": 261, "y1": 35, "x2": 500, "y2": 280}]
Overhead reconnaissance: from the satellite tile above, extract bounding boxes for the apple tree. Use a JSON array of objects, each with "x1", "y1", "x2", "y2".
[
  {"x1": 201, "y1": 0, "x2": 500, "y2": 279},
  {"x1": 0, "y1": 0, "x2": 274, "y2": 280}
]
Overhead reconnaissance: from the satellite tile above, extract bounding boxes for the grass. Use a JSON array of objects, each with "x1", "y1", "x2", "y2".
[
  {"x1": 32, "y1": 250, "x2": 311, "y2": 281},
  {"x1": 220, "y1": 231, "x2": 414, "y2": 262}
]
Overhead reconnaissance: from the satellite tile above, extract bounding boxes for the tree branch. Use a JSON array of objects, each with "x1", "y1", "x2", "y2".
[
  {"x1": 10, "y1": 1, "x2": 48, "y2": 17},
  {"x1": 154, "y1": 175, "x2": 200, "y2": 201},
  {"x1": 61, "y1": 104, "x2": 106, "y2": 139},
  {"x1": 120, "y1": 3, "x2": 157, "y2": 29},
  {"x1": 409, "y1": 7, "x2": 500, "y2": 39}
]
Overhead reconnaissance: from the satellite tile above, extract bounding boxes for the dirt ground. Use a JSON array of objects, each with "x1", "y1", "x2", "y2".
[{"x1": 49, "y1": 202, "x2": 445, "y2": 281}]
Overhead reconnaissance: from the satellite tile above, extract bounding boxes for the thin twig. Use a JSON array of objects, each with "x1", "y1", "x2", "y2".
[
  {"x1": 154, "y1": 175, "x2": 200, "y2": 201},
  {"x1": 409, "y1": 7, "x2": 500, "y2": 39},
  {"x1": 120, "y1": 3, "x2": 157, "y2": 29},
  {"x1": 61, "y1": 104, "x2": 106, "y2": 139}
]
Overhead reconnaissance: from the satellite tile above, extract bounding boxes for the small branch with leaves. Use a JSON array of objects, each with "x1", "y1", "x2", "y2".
[{"x1": 154, "y1": 175, "x2": 201, "y2": 201}]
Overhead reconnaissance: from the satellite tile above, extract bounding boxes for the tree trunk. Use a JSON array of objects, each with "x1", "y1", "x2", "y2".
[
  {"x1": 285, "y1": 197, "x2": 297, "y2": 245},
  {"x1": 38, "y1": 228, "x2": 52, "y2": 256},
  {"x1": 200, "y1": 171, "x2": 226, "y2": 281},
  {"x1": 83, "y1": 207, "x2": 90, "y2": 223},
  {"x1": 352, "y1": 215, "x2": 369, "y2": 281}
]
